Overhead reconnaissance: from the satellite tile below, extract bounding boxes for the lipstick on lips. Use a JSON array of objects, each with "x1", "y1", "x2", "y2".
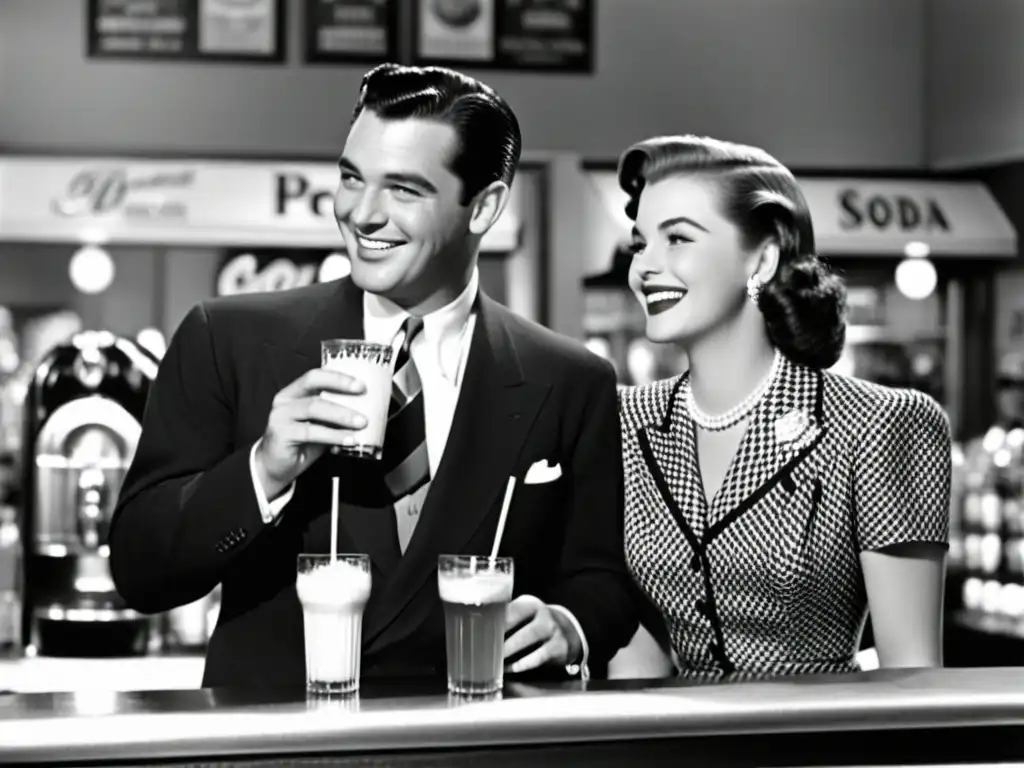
[{"x1": 641, "y1": 283, "x2": 688, "y2": 316}]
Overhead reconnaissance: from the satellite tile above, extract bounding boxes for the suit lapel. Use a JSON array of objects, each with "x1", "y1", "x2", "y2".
[
  {"x1": 637, "y1": 377, "x2": 708, "y2": 543},
  {"x1": 363, "y1": 294, "x2": 549, "y2": 651},
  {"x1": 263, "y1": 277, "x2": 402, "y2": 575},
  {"x1": 707, "y1": 356, "x2": 824, "y2": 529}
]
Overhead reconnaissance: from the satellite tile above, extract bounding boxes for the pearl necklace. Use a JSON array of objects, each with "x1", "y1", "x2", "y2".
[{"x1": 685, "y1": 350, "x2": 782, "y2": 432}]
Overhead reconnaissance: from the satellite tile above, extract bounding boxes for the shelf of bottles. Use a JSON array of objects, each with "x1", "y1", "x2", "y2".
[{"x1": 954, "y1": 424, "x2": 1024, "y2": 640}]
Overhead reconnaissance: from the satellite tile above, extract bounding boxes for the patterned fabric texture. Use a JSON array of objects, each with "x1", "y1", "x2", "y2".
[
  {"x1": 383, "y1": 316, "x2": 429, "y2": 554},
  {"x1": 383, "y1": 316, "x2": 429, "y2": 500},
  {"x1": 619, "y1": 354, "x2": 951, "y2": 679}
]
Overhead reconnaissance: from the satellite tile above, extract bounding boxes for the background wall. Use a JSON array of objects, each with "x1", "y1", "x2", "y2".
[
  {"x1": 163, "y1": 248, "x2": 221, "y2": 339},
  {"x1": 0, "y1": 246, "x2": 163, "y2": 336},
  {"x1": 0, "y1": 0, "x2": 927, "y2": 167},
  {"x1": 927, "y1": 0, "x2": 1024, "y2": 169}
]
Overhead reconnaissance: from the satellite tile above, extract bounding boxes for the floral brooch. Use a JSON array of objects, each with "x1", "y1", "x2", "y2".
[{"x1": 774, "y1": 408, "x2": 814, "y2": 448}]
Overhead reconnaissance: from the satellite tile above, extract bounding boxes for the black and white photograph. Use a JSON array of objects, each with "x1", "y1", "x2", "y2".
[{"x1": 1, "y1": 0, "x2": 1024, "y2": 765}]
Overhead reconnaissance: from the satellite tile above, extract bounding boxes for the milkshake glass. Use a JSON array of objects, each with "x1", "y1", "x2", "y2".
[
  {"x1": 438, "y1": 555, "x2": 514, "y2": 695},
  {"x1": 320, "y1": 339, "x2": 394, "y2": 460},
  {"x1": 296, "y1": 553, "x2": 372, "y2": 695}
]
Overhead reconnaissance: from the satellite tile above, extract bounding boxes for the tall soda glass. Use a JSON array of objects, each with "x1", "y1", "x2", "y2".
[
  {"x1": 296, "y1": 553, "x2": 371, "y2": 695},
  {"x1": 438, "y1": 555, "x2": 514, "y2": 695}
]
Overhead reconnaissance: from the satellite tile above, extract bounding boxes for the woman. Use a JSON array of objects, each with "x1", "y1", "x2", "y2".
[{"x1": 610, "y1": 135, "x2": 951, "y2": 679}]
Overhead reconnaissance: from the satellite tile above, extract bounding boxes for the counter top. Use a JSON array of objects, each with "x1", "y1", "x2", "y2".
[
  {"x1": 2, "y1": 667, "x2": 1024, "y2": 764},
  {"x1": 0, "y1": 653, "x2": 205, "y2": 693}
]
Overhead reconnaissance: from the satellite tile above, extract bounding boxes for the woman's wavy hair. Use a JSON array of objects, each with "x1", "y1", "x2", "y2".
[{"x1": 618, "y1": 135, "x2": 847, "y2": 370}]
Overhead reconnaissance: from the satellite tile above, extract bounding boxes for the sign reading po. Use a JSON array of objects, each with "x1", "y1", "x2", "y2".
[
  {"x1": 838, "y1": 189, "x2": 952, "y2": 234},
  {"x1": 274, "y1": 173, "x2": 334, "y2": 217}
]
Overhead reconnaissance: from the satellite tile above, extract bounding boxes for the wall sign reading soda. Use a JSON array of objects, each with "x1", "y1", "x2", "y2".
[
  {"x1": 585, "y1": 170, "x2": 1016, "y2": 258},
  {"x1": 837, "y1": 189, "x2": 952, "y2": 235}
]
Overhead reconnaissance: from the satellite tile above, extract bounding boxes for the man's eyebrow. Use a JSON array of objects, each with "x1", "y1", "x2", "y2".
[
  {"x1": 337, "y1": 158, "x2": 438, "y2": 193},
  {"x1": 382, "y1": 172, "x2": 438, "y2": 193}
]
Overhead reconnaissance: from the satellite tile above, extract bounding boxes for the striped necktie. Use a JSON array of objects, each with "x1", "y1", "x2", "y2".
[{"x1": 381, "y1": 316, "x2": 429, "y2": 552}]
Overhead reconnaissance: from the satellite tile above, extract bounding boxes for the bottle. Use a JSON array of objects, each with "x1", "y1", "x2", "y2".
[{"x1": 0, "y1": 504, "x2": 22, "y2": 657}]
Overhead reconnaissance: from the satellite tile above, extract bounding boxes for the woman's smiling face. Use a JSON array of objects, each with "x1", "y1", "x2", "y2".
[{"x1": 628, "y1": 175, "x2": 753, "y2": 345}]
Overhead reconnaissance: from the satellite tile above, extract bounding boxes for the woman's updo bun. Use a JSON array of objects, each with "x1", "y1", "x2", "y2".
[
  {"x1": 617, "y1": 135, "x2": 848, "y2": 370},
  {"x1": 760, "y1": 256, "x2": 846, "y2": 370}
]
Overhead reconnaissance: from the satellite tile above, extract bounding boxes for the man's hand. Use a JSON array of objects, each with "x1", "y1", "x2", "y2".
[
  {"x1": 254, "y1": 368, "x2": 368, "y2": 499},
  {"x1": 503, "y1": 595, "x2": 582, "y2": 674}
]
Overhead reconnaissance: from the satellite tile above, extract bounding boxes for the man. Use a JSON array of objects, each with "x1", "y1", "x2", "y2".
[{"x1": 109, "y1": 63, "x2": 638, "y2": 687}]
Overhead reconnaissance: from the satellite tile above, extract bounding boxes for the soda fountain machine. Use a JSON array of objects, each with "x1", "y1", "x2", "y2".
[{"x1": 20, "y1": 331, "x2": 158, "y2": 657}]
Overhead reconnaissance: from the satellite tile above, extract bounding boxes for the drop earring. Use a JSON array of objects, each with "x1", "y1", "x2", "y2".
[{"x1": 746, "y1": 275, "x2": 764, "y2": 306}]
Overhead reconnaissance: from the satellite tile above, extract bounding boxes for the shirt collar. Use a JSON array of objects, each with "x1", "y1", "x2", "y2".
[{"x1": 363, "y1": 268, "x2": 479, "y2": 382}]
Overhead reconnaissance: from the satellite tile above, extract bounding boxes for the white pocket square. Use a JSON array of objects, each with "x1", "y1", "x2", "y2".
[{"x1": 524, "y1": 459, "x2": 562, "y2": 485}]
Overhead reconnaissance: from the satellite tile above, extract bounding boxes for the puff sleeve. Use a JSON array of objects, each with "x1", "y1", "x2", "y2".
[{"x1": 853, "y1": 389, "x2": 952, "y2": 552}]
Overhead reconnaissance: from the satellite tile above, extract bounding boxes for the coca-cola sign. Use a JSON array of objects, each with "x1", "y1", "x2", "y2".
[{"x1": 216, "y1": 248, "x2": 350, "y2": 296}]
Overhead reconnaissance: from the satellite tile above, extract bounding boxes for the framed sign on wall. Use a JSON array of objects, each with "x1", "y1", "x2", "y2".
[
  {"x1": 412, "y1": 0, "x2": 593, "y2": 73},
  {"x1": 87, "y1": 0, "x2": 286, "y2": 64},
  {"x1": 304, "y1": 0, "x2": 400, "y2": 65}
]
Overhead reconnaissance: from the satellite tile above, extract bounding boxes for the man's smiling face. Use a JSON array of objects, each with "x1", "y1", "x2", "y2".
[{"x1": 334, "y1": 110, "x2": 475, "y2": 313}]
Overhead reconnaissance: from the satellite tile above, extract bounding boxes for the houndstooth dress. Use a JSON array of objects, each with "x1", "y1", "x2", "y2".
[{"x1": 619, "y1": 354, "x2": 951, "y2": 679}]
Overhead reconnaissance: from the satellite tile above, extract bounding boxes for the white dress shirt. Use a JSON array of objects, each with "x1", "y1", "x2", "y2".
[{"x1": 248, "y1": 269, "x2": 589, "y2": 677}]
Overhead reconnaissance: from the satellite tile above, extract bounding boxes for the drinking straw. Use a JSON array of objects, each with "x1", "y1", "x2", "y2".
[
  {"x1": 489, "y1": 477, "x2": 516, "y2": 560},
  {"x1": 330, "y1": 476, "x2": 339, "y2": 563}
]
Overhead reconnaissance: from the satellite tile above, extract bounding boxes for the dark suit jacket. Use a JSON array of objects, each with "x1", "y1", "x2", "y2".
[{"x1": 109, "y1": 277, "x2": 638, "y2": 687}]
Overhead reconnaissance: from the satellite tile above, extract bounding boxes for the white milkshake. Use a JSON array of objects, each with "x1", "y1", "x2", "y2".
[
  {"x1": 321, "y1": 340, "x2": 394, "y2": 460},
  {"x1": 296, "y1": 555, "x2": 372, "y2": 695}
]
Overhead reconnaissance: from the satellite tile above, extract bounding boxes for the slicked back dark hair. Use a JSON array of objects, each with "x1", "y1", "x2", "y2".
[{"x1": 352, "y1": 63, "x2": 522, "y2": 206}]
